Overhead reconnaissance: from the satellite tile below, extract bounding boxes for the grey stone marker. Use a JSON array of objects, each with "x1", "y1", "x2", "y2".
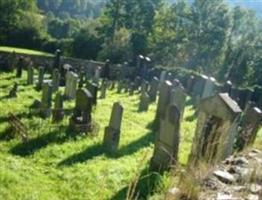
[
  {"x1": 93, "y1": 66, "x2": 101, "y2": 84},
  {"x1": 150, "y1": 104, "x2": 181, "y2": 172},
  {"x1": 140, "y1": 80, "x2": 149, "y2": 94},
  {"x1": 37, "y1": 66, "x2": 44, "y2": 90},
  {"x1": 40, "y1": 82, "x2": 53, "y2": 118},
  {"x1": 202, "y1": 77, "x2": 217, "y2": 99},
  {"x1": 139, "y1": 92, "x2": 150, "y2": 112},
  {"x1": 27, "y1": 66, "x2": 34, "y2": 85},
  {"x1": 52, "y1": 91, "x2": 64, "y2": 122},
  {"x1": 69, "y1": 88, "x2": 93, "y2": 133},
  {"x1": 154, "y1": 80, "x2": 173, "y2": 129},
  {"x1": 100, "y1": 79, "x2": 107, "y2": 99},
  {"x1": 148, "y1": 77, "x2": 159, "y2": 102},
  {"x1": 189, "y1": 93, "x2": 242, "y2": 165},
  {"x1": 52, "y1": 68, "x2": 60, "y2": 92},
  {"x1": 236, "y1": 103, "x2": 262, "y2": 150},
  {"x1": 64, "y1": 71, "x2": 78, "y2": 99},
  {"x1": 160, "y1": 71, "x2": 167, "y2": 83},
  {"x1": 170, "y1": 86, "x2": 187, "y2": 119},
  {"x1": 103, "y1": 102, "x2": 124, "y2": 152},
  {"x1": 86, "y1": 81, "x2": 98, "y2": 105}
]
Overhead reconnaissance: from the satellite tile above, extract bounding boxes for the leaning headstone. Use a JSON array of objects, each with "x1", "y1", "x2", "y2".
[
  {"x1": 189, "y1": 93, "x2": 242, "y2": 165},
  {"x1": 170, "y1": 87, "x2": 187, "y2": 119},
  {"x1": 150, "y1": 104, "x2": 181, "y2": 172},
  {"x1": 52, "y1": 91, "x2": 64, "y2": 122},
  {"x1": 139, "y1": 92, "x2": 150, "y2": 112},
  {"x1": 148, "y1": 77, "x2": 159, "y2": 102},
  {"x1": 37, "y1": 66, "x2": 45, "y2": 90},
  {"x1": 27, "y1": 65, "x2": 34, "y2": 85},
  {"x1": 103, "y1": 102, "x2": 124, "y2": 152},
  {"x1": 100, "y1": 79, "x2": 107, "y2": 99},
  {"x1": 86, "y1": 81, "x2": 98, "y2": 105},
  {"x1": 8, "y1": 82, "x2": 18, "y2": 98},
  {"x1": 52, "y1": 68, "x2": 60, "y2": 92},
  {"x1": 40, "y1": 82, "x2": 53, "y2": 118},
  {"x1": 154, "y1": 81, "x2": 173, "y2": 129},
  {"x1": 69, "y1": 88, "x2": 93, "y2": 133},
  {"x1": 236, "y1": 103, "x2": 262, "y2": 151}
]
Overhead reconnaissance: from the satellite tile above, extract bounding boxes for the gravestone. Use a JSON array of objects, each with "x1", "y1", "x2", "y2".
[
  {"x1": 52, "y1": 68, "x2": 60, "y2": 92},
  {"x1": 236, "y1": 103, "x2": 262, "y2": 151},
  {"x1": 148, "y1": 77, "x2": 159, "y2": 102},
  {"x1": 78, "y1": 70, "x2": 85, "y2": 88},
  {"x1": 154, "y1": 81, "x2": 173, "y2": 129},
  {"x1": 129, "y1": 82, "x2": 135, "y2": 95},
  {"x1": 100, "y1": 79, "x2": 107, "y2": 99},
  {"x1": 141, "y1": 80, "x2": 149, "y2": 94},
  {"x1": 186, "y1": 75, "x2": 195, "y2": 94},
  {"x1": 150, "y1": 104, "x2": 181, "y2": 172},
  {"x1": 86, "y1": 81, "x2": 98, "y2": 105},
  {"x1": 40, "y1": 82, "x2": 53, "y2": 118},
  {"x1": 16, "y1": 57, "x2": 24, "y2": 78},
  {"x1": 170, "y1": 86, "x2": 187, "y2": 119},
  {"x1": 117, "y1": 81, "x2": 123, "y2": 94},
  {"x1": 139, "y1": 92, "x2": 150, "y2": 112},
  {"x1": 94, "y1": 66, "x2": 101, "y2": 84},
  {"x1": 69, "y1": 88, "x2": 93, "y2": 133},
  {"x1": 52, "y1": 91, "x2": 64, "y2": 122},
  {"x1": 53, "y1": 49, "x2": 61, "y2": 70},
  {"x1": 160, "y1": 71, "x2": 167, "y2": 83},
  {"x1": 8, "y1": 82, "x2": 18, "y2": 98},
  {"x1": 27, "y1": 66, "x2": 34, "y2": 85},
  {"x1": 64, "y1": 71, "x2": 78, "y2": 99},
  {"x1": 103, "y1": 59, "x2": 111, "y2": 79},
  {"x1": 37, "y1": 66, "x2": 45, "y2": 90},
  {"x1": 103, "y1": 102, "x2": 124, "y2": 152},
  {"x1": 189, "y1": 93, "x2": 242, "y2": 165},
  {"x1": 202, "y1": 77, "x2": 217, "y2": 99}
]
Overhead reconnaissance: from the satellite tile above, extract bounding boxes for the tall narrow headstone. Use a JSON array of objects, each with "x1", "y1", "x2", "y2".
[
  {"x1": 100, "y1": 79, "x2": 107, "y2": 99},
  {"x1": 86, "y1": 81, "x2": 98, "y2": 105},
  {"x1": 16, "y1": 57, "x2": 24, "y2": 78},
  {"x1": 139, "y1": 92, "x2": 150, "y2": 112},
  {"x1": 170, "y1": 87, "x2": 187, "y2": 119},
  {"x1": 148, "y1": 77, "x2": 159, "y2": 102},
  {"x1": 27, "y1": 66, "x2": 34, "y2": 85},
  {"x1": 52, "y1": 91, "x2": 64, "y2": 122},
  {"x1": 52, "y1": 68, "x2": 60, "y2": 92},
  {"x1": 40, "y1": 82, "x2": 53, "y2": 118},
  {"x1": 103, "y1": 102, "x2": 124, "y2": 152},
  {"x1": 64, "y1": 71, "x2": 78, "y2": 99},
  {"x1": 151, "y1": 104, "x2": 181, "y2": 172},
  {"x1": 37, "y1": 66, "x2": 45, "y2": 90}
]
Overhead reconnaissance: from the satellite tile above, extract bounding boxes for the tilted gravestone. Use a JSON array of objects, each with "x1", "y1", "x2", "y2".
[
  {"x1": 236, "y1": 103, "x2": 262, "y2": 151},
  {"x1": 192, "y1": 74, "x2": 208, "y2": 102},
  {"x1": 189, "y1": 93, "x2": 242, "y2": 165},
  {"x1": 154, "y1": 81, "x2": 173, "y2": 130},
  {"x1": 52, "y1": 68, "x2": 60, "y2": 92},
  {"x1": 69, "y1": 88, "x2": 93, "y2": 133},
  {"x1": 139, "y1": 92, "x2": 150, "y2": 112},
  {"x1": 202, "y1": 77, "x2": 217, "y2": 99},
  {"x1": 52, "y1": 91, "x2": 64, "y2": 123},
  {"x1": 37, "y1": 66, "x2": 45, "y2": 90},
  {"x1": 170, "y1": 86, "x2": 187, "y2": 120},
  {"x1": 148, "y1": 77, "x2": 159, "y2": 102},
  {"x1": 64, "y1": 71, "x2": 78, "y2": 99},
  {"x1": 27, "y1": 65, "x2": 34, "y2": 85},
  {"x1": 86, "y1": 81, "x2": 98, "y2": 106},
  {"x1": 103, "y1": 102, "x2": 124, "y2": 152},
  {"x1": 40, "y1": 82, "x2": 53, "y2": 118},
  {"x1": 100, "y1": 79, "x2": 107, "y2": 99},
  {"x1": 150, "y1": 104, "x2": 181, "y2": 172}
]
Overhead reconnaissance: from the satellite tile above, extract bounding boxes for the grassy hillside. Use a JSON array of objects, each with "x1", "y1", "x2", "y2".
[
  {"x1": 0, "y1": 71, "x2": 261, "y2": 199},
  {"x1": 0, "y1": 46, "x2": 52, "y2": 57},
  {"x1": 0, "y1": 71, "x2": 196, "y2": 200}
]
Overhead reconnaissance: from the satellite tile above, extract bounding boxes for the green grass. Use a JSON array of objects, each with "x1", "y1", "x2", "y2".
[
  {"x1": 2, "y1": 71, "x2": 260, "y2": 200},
  {"x1": 0, "y1": 46, "x2": 52, "y2": 57}
]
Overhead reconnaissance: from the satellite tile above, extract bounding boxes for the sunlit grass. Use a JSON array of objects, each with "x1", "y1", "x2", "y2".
[{"x1": 0, "y1": 46, "x2": 52, "y2": 57}]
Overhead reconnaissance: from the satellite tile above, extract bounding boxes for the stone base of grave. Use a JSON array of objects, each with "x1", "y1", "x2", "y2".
[
  {"x1": 69, "y1": 117, "x2": 92, "y2": 134},
  {"x1": 150, "y1": 143, "x2": 176, "y2": 172},
  {"x1": 103, "y1": 126, "x2": 120, "y2": 152}
]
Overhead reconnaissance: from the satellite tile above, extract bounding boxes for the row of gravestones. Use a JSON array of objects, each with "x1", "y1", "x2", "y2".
[{"x1": 149, "y1": 76, "x2": 262, "y2": 172}]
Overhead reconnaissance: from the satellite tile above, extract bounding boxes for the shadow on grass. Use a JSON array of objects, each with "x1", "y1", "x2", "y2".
[
  {"x1": 10, "y1": 128, "x2": 76, "y2": 157},
  {"x1": 58, "y1": 131, "x2": 154, "y2": 167},
  {"x1": 110, "y1": 167, "x2": 161, "y2": 200}
]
